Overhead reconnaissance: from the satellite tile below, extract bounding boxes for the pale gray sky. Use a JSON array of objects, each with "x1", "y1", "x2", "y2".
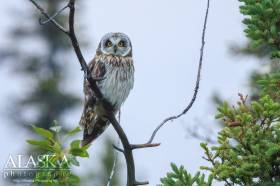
[{"x1": 0, "y1": 0, "x2": 260, "y2": 185}]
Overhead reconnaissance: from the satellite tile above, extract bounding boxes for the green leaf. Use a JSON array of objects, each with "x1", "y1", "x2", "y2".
[
  {"x1": 26, "y1": 139, "x2": 54, "y2": 151},
  {"x1": 67, "y1": 174, "x2": 80, "y2": 183},
  {"x1": 67, "y1": 127, "x2": 81, "y2": 136},
  {"x1": 270, "y1": 25, "x2": 277, "y2": 35},
  {"x1": 70, "y1": 140, "x2": 81, "y2": 149},
  {"x1": 32, "y1": 125, "x2": 54, "y2": 140},
  {"x1": 52, "y1": 142, "x2": 62, "y2": 153},
  {"x1": 171, "y1": 163, "x2": 179, "y2": 174},
  {"x1": 70, "y1": 148, "x2": 89, "y2": 158}
]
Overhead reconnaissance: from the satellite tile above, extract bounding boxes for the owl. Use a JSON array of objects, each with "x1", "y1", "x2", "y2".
[{"x1": 79, "y1": 32, "x2": 134, "y2": 146}]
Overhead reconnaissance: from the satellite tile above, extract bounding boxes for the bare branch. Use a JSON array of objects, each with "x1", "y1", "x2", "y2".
[
  {"x1": 107, "y1": 140, "x2": 120, "y2": 186},
  {"x1": 30, "y1": 0, "x2": 140, "y2": 185},
  {"x1": 39, "y1": 4, "x2": 69, "y2": 25},
  {"x1": 146, "y1": 0, "x2": 211, "y2": 144},
  {"x1": 134, "y1": 181, "x2": 149, "y2": 185},
  {"x1": 106, "y1": 114, "x2": 148, "y2": 185},
  {"x1": 67, "y1": 1, "x2": 144, "y2": 185},
  {"x1": 113, "y1": 144, "x2": 124, "y2": 153},
  {"x1": 131, "y1": 143, "x2": 161, "y2": 150},
  {"x1": 29, "y1": 0, "x2": 69, "y2": 34},
  {"x1": 113, "y1": 143, "x2": 160, "y2": 152},
  {"x1": 67, "y1": 0, "x2": 102, "y2": 98},
  {"x1": 107, "y1": 111, "x2": 121, "y2": 186},
  {"x1": 29, "y1": 0, "x2": 211, "y2": 185}
]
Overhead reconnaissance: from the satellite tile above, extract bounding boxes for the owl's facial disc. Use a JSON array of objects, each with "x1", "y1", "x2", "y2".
[{"x1": 100, "y1": 33, "x2": 132, "y2": 57}]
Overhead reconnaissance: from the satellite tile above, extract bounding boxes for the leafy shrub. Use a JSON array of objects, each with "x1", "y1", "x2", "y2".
[
  {"x1": 26, "y1": 121, "x2": 89, "y2": 186},
  {"x1": 161, "y1": 72, "x2": 280, "y2": 185},
  {"x1": 160, "y1": 163, "x2": 213, "y2": 186}
]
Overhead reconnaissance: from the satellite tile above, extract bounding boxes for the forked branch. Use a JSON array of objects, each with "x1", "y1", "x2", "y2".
[
  {"x1": 29, "y1": 0, "x2": 210, "y2": 185},
  {"x1": 39, "y1": 4, "x2": 69, "y2": 25},
  {"x1": 29, "y1": 0, "x2": 144, "y2": 185},
  {"x1": 29, "y1": 0, "x2": 68, "y2": 34}
]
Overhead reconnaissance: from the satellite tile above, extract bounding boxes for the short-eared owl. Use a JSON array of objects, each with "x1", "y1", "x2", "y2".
[{"x1": 79, "y1": 32, "x2": 134, "y2": 146}]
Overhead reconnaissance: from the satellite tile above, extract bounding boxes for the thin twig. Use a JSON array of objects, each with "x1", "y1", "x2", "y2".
[
  {"x1": 107, "y1": 140, "x2": 120, "y2": 186},
  {"x1": 107, "y1": 111, "x2": 121, "y2": 186},
  {"x1": 107, "y1": 145, "x2": 119, "y2": 186},
  {"x1": 29, "y1": 0, "x2": 211, "y2": 185},
  {"x1": 67, "y1": 0, "x2": 103, "y2": 99},
  {"x1": 106, "y1": 114, "x2": 141, "y2": 185},
  {"x1": 113, "y1": 142, "x2": 161, "y2": 153},
  {"x1": 39, "y1": 4, "x2": 69, "y2": 25},
  {"x1": 30, "y1": 1, "x2": 140, "y2": 185},
  {"x1": 147, "y1": 0, "x2": 211, "y2": 144},
  {"x1": 29, "y1": 0, "x2": 69, "y2": 34},
  {"x1": 131, "y1": 143, "x2": 161, "y2": 150},
  {"x1": 113, "y1": 144, "x2": 124, "y2": 153},
  {"x1": 67, "y1": 1, "x2": 142, "y2": 185}
]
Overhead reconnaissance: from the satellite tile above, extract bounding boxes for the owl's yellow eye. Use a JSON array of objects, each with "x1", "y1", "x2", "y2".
[
  {"x1": 106, "y1": 40, "x2": 112, "y2": 47},
  {"x1": 118, "y1": 41, "x2": 125, "y2": 47}
]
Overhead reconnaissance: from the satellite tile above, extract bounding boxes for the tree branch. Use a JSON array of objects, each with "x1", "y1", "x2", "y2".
[
  {"x1": 146, "y1": 0, "x2": 211, "y2": 144},
  {"x1": 39, "y1": 4, "x2": 69, "y2": 25},
  {"x1": 29, "y1": 0, "x2": 69, "y2": 34},
  {"x1": 30, "y1": 0, "x2": 146, "y2": 185},
  {"x1": 29, "y1": 0, "x2": 211, "y2": 185},
  {"x1": 107, "y1": 139, "x2": 120, "y2": 186},
  {"x1": 67, "y1": 0, "x2": 103, "y2": 99}
]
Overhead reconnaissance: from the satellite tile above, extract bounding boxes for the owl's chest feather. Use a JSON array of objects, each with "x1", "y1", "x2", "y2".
[{"x1": 97, "y1": 59, "x2": 134, "y2": 109}]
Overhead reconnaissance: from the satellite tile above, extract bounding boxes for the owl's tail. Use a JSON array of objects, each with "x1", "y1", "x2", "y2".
[
  {"x1": 81, "y1": 119, "x2": 109, "y2": 147},
  {"x1": 79, "y1": 107, "x2": 110, "y2": 147}
]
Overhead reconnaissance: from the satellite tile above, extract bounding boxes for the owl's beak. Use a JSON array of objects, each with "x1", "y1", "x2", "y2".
[{"x1": 113, "y1": 45, "x2": 117, "y2": 53}]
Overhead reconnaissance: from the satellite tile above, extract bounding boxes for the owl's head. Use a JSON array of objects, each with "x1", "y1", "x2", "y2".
[{"x1": 97, "y1": 32, "x2": 132, "y2": 57}]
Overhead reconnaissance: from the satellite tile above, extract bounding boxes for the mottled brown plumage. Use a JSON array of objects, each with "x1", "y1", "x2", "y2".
[{"x1": 79, "y1": 33, "x2": 134, "y2": 146}]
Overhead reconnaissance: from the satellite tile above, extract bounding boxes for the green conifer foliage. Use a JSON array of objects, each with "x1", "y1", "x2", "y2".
[
  {"x1": 161, "y1": 1, "x2": 280, "y2": 185},
  {"x1": 239, "y1": 0, "x2": 280, "y2": 58}
]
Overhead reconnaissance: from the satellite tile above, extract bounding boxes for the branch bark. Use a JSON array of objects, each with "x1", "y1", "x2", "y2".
[
  {"x1": 29, "y1": 0, "x2": 68, "y2": 34},
  {"x1": 29, "y1": 0, "x2": 211, "y2": 185},
  {"x1": 29, "y1": 0, "x2": 144, "y2": 185}
]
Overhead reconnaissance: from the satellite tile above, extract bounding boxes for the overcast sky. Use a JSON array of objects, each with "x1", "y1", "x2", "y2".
[{"x1": 0, "y1": 0, "x2": 260, "y2": 185}]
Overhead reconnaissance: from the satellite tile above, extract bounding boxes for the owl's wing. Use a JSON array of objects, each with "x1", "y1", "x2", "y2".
[
  {"x1": 79, "y1": 57, "x2": 107, "y2": 146},
  {"x1": 83, "y1": 58, "x2": 106, "y2": 102}
]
